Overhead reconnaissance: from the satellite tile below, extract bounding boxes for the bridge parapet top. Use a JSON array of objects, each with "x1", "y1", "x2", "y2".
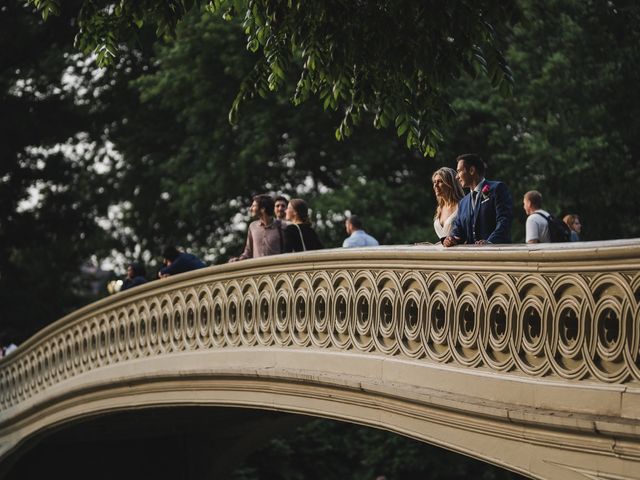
[{"x1": 1, "y1": 240, "x2": 640, "y2": 413}]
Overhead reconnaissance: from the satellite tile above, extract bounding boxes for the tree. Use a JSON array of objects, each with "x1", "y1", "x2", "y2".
[
  {"x1": 0, "y1": 2, "x2": 116, "y2": 340},
  {"x1": 103, "y1": 9, "x2": 439, "y2": 262},
  {"x1": 231, "y1": 417, "x2": 524, "y2": 480},
  {"x1": 433, "y1": 0, "x2": 640, "y2": 241},
  {"x1": 27, "y1": 0, "x2": 518, "y2": 156}
]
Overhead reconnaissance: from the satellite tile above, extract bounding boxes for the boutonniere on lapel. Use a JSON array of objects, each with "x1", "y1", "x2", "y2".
[{"x1": 481, "y1": 184, "x2": 491, "y2": 201}]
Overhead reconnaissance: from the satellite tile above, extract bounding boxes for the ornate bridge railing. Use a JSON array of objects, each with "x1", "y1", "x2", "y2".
[{"x1": 1, "y1": 240, "x2": 640, "y2": 479}]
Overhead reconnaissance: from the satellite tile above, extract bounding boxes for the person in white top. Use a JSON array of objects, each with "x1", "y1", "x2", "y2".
[
  {"x1": 523, "y1": 190, "x2": 551, "y2": 243},
  {"x1": 432, "y1": 167, "x2": 464, "y2": 240}
]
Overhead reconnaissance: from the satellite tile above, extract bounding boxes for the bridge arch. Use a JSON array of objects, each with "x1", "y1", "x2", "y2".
[{"x1": 1, "y1": 241, "x2": 640, "y2": 479}]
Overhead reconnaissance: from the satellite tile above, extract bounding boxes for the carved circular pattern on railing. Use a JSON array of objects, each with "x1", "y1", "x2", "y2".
[{"x1": 1, "y1": 268, "x2": 640, "y2": 411}]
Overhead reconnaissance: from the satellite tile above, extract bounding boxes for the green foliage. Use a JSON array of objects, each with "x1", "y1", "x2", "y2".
[
  {"x1": 0, "y1": 2, "x2": 116, "y2": 340},
  {"x1": 312, "y1": 167, "x2": 432, "y2": 248},
  {"x1": 29, "y1": 0, "x2": 60, "y2": 20},
  {"x1": 27, "y1": 0, "x2": 518, "y2": 156},
  {"x1": 231, "y1": 418, "x2": 524, "y2": 480},
  {"x1": 104, "y1": 10, "x2": 440, "y2": 261},
  {"x1": 434, "y1": 0, "x2": 640, "y2": 241}
]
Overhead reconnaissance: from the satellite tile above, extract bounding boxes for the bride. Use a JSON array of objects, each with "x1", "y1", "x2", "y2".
[{"x1": 432, "y1": 167, "x2": 464, "y2": 240}]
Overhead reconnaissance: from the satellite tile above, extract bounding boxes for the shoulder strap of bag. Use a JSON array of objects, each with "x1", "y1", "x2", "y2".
[
  {"x1": 294, "y1": 224, "x2": 307, "y2": 251},
  {"x1": 276, "y1": 220, "x2": 284, "y2": 253}
]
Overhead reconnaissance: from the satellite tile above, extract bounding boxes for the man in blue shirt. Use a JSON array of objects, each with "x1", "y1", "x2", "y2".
[
  {"x1": 342, "y1": 216, "x2": 379, "y2": 248},
  {"x1": 159, "y1": 246, "x2": 206, "y2": 278}
]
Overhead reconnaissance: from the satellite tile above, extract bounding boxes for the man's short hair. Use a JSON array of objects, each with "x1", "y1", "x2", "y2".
[
  {"x1": 457, "y1": 153, "x2": 486, "y2": 176},
  {"x1": 162, "y1": 246, "x2": 180, "y2": 262},
  {"x1": 524, "y1": 190, "x2": 543, "y2": 209},
  {"x1": 129, "y1": 262, "x2": 146, "y2": 277},
  {"x1": 274, "y1": 195, "x2": 288, "y2": 204},
  {"x1": 346, "y1": 215, "x2": 363, "y2": 230},
  {"x1": 253, "y1": 194, "x2": 275, "y2": 216}
]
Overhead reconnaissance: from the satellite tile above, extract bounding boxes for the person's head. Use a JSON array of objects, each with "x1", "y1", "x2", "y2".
[
  {"x1": 523, "y1": 190, "x2": 543, "y2": 215},
  {"x1": 162, "y1": 246, "x2": 180, "y2": 265},
  {"x1": 455, "y1": 153, "x2": 486, "y2": 189},
  {"x1": 250, "y1": 194, "x2": 275, "y2": 219},
  {"x1": 286, "y1": 198, "x2": 310, "y2": 223},
  {"x1": 432, "y1": 167, "x2": 464, "y2": 206},
  {"x1": 127, "y1": 262, "x2": 146, "y2": 279},
  {"x1": 0, "y1": 327, "x2": 15, "y2": 346},
  {"x1": 563, "y1": 214, "x2": 582, "y2": 234},
  {"x1": 274, "y1": 195, "x2": 288, "y2": 220},
  {"x1": 345, "y1": 215, "x2": 363, "y2": 235}
]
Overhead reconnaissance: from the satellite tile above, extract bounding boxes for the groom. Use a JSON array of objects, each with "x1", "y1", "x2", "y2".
[{"x1": 443, "y1": 154, "x2": 512, "y2": 246}]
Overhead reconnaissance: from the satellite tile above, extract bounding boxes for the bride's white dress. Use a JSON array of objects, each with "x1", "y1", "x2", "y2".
[{"x1": 434, "y1": 209, "x2": 458, "y2": 239}]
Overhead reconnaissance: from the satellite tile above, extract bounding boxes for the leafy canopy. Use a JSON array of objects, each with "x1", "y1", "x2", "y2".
[
  {"x1": 1, "y1": 1, "x2": 117, "y2": 341},
  {"x1": 103, "y1": 10, "x2": 435, "y2": 261},
  {"x1": 28, "y1": 0, "x2": 517, "y2": 156},
  {"x1": 434, "y1": 0, "x2": 640, "y2": 241}
]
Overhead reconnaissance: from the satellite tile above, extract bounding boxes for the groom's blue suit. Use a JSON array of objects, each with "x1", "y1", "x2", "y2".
[{"x1": 450, "y1": 180, "x2": 513, "y2": 244}]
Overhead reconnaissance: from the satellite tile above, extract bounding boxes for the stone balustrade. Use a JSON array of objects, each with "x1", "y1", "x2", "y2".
[
  {"x1": 1, "y1": 240, "x2": 640, "y2": 480},
  {"x1": 2, "y1": 240, "x2": 639, "y2": 413}
]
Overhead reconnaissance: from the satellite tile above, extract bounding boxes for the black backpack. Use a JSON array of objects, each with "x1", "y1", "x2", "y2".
[{"x1": 534, "y1": 212, "x2": 572, "y2": 242}]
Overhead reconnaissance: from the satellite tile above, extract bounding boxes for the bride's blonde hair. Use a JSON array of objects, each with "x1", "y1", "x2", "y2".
[{"x1": 432, "y1": 167, "x2": 464, "y2": 220}]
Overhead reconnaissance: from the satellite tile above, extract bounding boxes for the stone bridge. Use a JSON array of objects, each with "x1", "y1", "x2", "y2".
[{"x1": 1, "y1": 241, "x2": 640, "y2": 479}]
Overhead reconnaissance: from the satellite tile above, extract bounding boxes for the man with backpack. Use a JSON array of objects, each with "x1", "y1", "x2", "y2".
[{"x1": 523, "y1": 190, "x2": 571, "y2": 243}]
